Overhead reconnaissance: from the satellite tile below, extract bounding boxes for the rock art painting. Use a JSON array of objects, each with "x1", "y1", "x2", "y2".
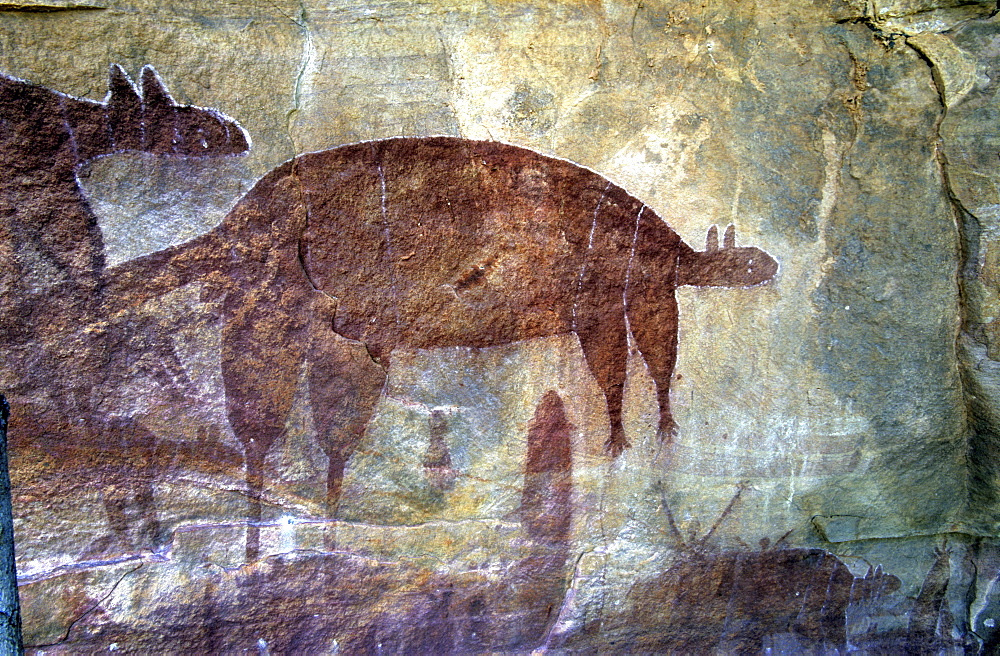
[
  {"x1": 0, "y1": 63, "x2": 248, "y2": 432},
  {"x1": 0, "y1": 67, "x2": 802, "y2": 651},
  {"x1": 109, "y1": 135, "x2": 778, "y2": 558},
  {"x1": 585, "y1": 483, "x2": 904, "y2": 652},
  {"x1": 7, "y1": 0, "x2": 1000, "y2": 647},
  {"x1": 601, "y1": 547, "x2": 901, "y2": 653},
  {"x1": 0, "y1": 64, "x2": 249, "y2": 342},
  {"x1": 0, "y1": 66, "x2": 250, "y2": 565}
]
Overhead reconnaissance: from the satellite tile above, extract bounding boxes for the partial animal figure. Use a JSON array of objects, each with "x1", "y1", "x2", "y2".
[
  {"x1": 0, "y1": 65, "x2": 249, "y2": 558},
  {"x1": 108, "y1": 137, "x2": 778, "y2": 558},
  {"x1": 584, "y1": 481, "x2": 904, "y2": 653},
  {"x1": 0, "y1": 63, "x2": 249, "y2": 342}
]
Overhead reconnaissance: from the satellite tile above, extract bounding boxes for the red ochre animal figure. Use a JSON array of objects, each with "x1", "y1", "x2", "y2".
[
  {"x1": 0, "y1": 63, "x2": 249, "y2": 342},
  {"x1": 0, "y1": 65, "x2": 249, "y2": 555},
  {"x1": 112, "y1": 137, "x2": 778, "y2": 547},
  {"x1": 0, "y1": 64, "x2": 247, "y2": 419}
]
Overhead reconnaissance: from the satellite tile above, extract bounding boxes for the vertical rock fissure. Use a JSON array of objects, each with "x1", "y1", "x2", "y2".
[
  {"x1": 906, "y1": 34, "x2": 996, "y2": 520},
  {"x1": 828, "y1": 19, "x2": 992, "y2": 647},
  {"x1": 0, "y1": 396, "x2": 21, "y2": 655},
  {"x1": 285, "y1": 0, "x2": 313, "y2": 149}
]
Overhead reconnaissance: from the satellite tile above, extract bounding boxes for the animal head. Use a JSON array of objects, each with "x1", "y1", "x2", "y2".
[
  {"x1": 105, "y1": 64, "x2": 249, "y2": 157},
  {"x1": 677, "y1": 224, "x2": 779, "y2": 287}
]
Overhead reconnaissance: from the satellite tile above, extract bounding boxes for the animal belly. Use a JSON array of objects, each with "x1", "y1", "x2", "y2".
[{"x1": 324, "y1": 251, "x2": 577, "y2": 350}]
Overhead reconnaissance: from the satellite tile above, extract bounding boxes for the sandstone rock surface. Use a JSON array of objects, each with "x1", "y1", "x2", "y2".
[{"x1": 2, "y1": 0, "x2": 1000, "y2": 652}]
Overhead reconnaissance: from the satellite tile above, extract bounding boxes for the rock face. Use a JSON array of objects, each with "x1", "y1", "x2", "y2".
[
  {"x1": 109, "y1": 135, "x2": 776, "y2": 565},
  {"x1": 3, "y1": 0, "x2": 1000, "y2": 652}
]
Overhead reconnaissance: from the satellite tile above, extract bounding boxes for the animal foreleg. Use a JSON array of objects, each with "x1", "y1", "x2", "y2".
[
  {"x1": 626, "y1": 290, "x2": 680, "y2": 441},
  {"x1": 222, "y1": 296, "x2": 310, "y2": 562}
]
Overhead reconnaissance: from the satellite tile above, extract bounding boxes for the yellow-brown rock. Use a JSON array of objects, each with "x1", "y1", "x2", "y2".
[{"x1": 2, "y1": 0, "x2": 1000, "y2": 652}]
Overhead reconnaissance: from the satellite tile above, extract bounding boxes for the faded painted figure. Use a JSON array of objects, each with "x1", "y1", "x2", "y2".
[
  {"x1": 0, "y1": 65, "x2": 249, "y2": 558},
  {"x1": 113, "y1": 137, "x2": 778, "y2": 553},
  {"x1": 0, "y1": 64, "x2": 249, "y2": 343}
]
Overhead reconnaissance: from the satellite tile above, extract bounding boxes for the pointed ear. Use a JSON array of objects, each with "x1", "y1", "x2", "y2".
[
  {"x1": 724, "y1": 224, "x2": 736, "y2": 249},
  {"x1": 107, "y1": 64, "x2": 140, "y2": 108},
  {"x1": 705, "y1": 225, "x2": 719, "y2": 253},
  {"x1": 106, "y1": 64, "x2": 142, "y2": 150},
  {"x1": 140, "y1": 65, "x2": 175, "y2": 107}
]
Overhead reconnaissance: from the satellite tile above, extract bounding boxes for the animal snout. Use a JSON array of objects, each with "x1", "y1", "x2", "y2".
[{"x1": 746, "y1": 250, "x2": 779, "y2": 285}]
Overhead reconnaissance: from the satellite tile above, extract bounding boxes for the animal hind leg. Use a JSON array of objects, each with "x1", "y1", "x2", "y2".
[{"x1": 306, "y1": 317, "x2": 387, "y2": 520}]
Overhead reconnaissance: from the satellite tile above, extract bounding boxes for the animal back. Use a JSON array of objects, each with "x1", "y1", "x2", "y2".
[{"x1": 289, "y1": 137, "x2": 651, "y2": 349}]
